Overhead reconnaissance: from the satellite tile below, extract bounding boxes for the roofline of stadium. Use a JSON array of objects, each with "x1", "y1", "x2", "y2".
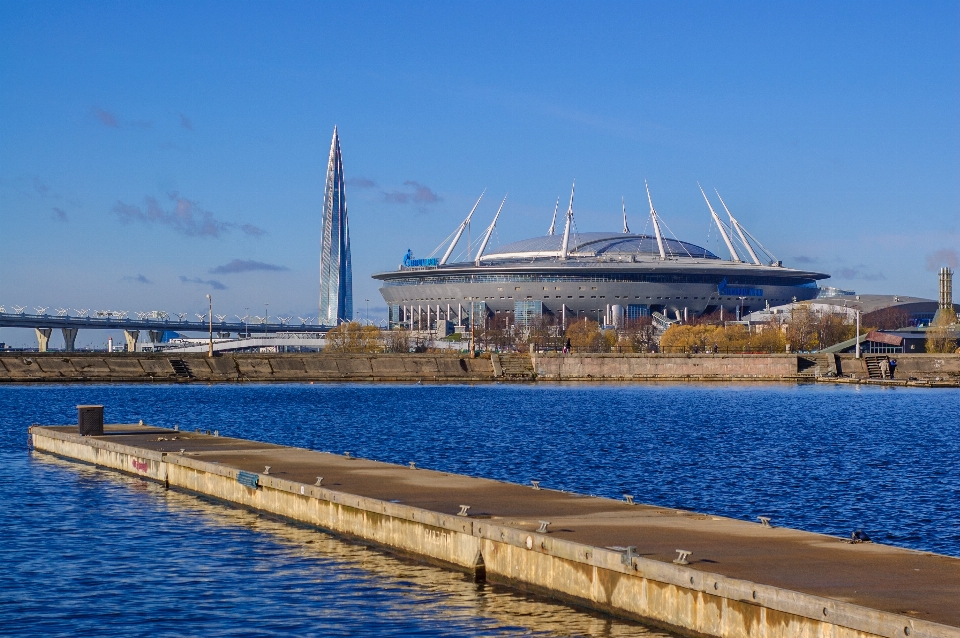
[
  {"x1": 372, "y1": 185, "x2": 831, "y2": 285},
  {"x1": 372, "y1": 259, "x2": 830, "y2": 282}
]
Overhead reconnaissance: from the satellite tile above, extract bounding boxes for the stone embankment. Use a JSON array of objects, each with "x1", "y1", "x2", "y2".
[
  {"x1": 532, "y1": 353, "x2": 960, "y2": 385},
  {"x1": 1, "y1": 352, "x2": 957, "y2": 384},
  {"x1": 30, "y1": 423, "x2": 960, "y2": 638},
  {"x1": 0, "y1": 353, "x2": 493, "y2": 383}
]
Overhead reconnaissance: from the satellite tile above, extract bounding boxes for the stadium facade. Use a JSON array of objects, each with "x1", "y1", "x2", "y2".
[
  {"x1": 374, "y1": 185, "x2": 829, "y2": 330},
  {"x1": 318, "y1": 127, "x2": 353, "y2": 325}
]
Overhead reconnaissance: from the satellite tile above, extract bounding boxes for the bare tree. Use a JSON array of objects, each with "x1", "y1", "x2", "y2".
[
  {"x1": 384, "y1": 330, "x2": 410, "y2": 353},
  {"x1": 926, "y1": 309, "x2": 959, "y2": 353},
  {"x1": 325, "y1": 322, "x2": 383, "y2": 353}
]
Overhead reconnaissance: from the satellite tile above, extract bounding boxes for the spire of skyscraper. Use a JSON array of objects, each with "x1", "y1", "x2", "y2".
[{"x1": 319, "y1": 126, "x2": 353, "y2": 325}]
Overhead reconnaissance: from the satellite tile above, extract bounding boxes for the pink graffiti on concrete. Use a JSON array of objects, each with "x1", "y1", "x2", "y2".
[{"x1": 131, "y1": 458, "x2": 149, "y2": 473}]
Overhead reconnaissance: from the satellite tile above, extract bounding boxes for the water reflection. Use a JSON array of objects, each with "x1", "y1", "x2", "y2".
[{"x1": 28, "y1": 453, "x2": 671, "y2": 637}]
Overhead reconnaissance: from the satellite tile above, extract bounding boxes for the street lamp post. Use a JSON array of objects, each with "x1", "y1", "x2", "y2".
[
  {"x1": 468, "y1": 298, "x2": 476, "y2": 359},
  {"x1": 244, "y1": 307, "x2": 249, "y2": 338},
  {"x1": 206, "y1": 294, "x2": 213, "y2": 357},
  {"x1": 855, "y1": 295, "x2": 861, "y2": 359},
  {"x1": 264, "y1": 303, "x2": 269, "y2": 336},
  {"x1": 365, "y1": 299, "x2": 369, "y2": 326}
]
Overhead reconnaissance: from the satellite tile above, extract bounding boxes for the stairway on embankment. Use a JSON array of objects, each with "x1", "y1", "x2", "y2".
[
  {"x1": 864, "y1": 355, "x2": 887, "y2": 379},
  {"x1": 797, "y1": 353, "x2": 841, "y2": 378},
  {"x1": 496, "y1": 353, "x2": 535, "y2": 379}
]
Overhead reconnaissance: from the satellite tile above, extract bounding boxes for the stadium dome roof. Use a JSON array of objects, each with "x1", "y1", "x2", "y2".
[{"x1": 480, "y1": 232, "x2": 719, "y2": 261}]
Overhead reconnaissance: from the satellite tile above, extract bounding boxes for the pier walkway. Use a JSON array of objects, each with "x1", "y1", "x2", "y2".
[{"x1": 29, "y1": 423, "x2": 960, "y2": 638}]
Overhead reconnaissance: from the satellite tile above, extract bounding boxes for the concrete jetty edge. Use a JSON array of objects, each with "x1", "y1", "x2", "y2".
[{"x1": 29, "y1": 425, "x2": 960, "y2": 638}]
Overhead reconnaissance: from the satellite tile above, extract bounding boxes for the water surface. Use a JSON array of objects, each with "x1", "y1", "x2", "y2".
[{"x1": 2, "y1": 382, "x2": 958, "y2": 635}]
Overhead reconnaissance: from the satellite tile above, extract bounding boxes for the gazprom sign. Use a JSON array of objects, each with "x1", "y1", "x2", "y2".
[{"x1": 402, "y1": 250, "x2": 439, "y2": 269}]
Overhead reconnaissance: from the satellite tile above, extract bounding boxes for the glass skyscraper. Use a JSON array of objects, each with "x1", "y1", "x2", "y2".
[{"x1": 318, "y1": 127, "x2": 353, "y2": 325}]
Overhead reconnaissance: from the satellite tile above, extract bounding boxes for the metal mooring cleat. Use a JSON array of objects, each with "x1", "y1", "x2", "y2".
[
  {"x1": 315, "y1": 477, "x2": 323, "y2": 486},
  {"x1": 621, "y1": 546, "x2": 638, "y2": 565},
  {"x1": 624, "y1": 494, "x2": 635, "y2": 504},
  {"x1": 263, "y1": 466, "x2": 271, "y2": 475},
  {"x1": 537, "y1": 521, "x2": 550, "y2": 533},
  {"x1": 458, "y1": 505, "x2": 470, "y2": 517},
  {"x1": 409, "y1": 462, "x2": 417, "y2": 469},
  {"x1": 674, "y1": 549, "x2": 692, "y2": 565},
  {"x1": 758, "y1": 516, "x2": 772, "y2": 527},
  {"x1": 530, "y1": 480, "x2": 541, "y2": 490}
]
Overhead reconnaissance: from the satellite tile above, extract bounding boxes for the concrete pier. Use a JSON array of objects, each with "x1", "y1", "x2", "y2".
[{"x1": 29, "y1": 423, "x2": 960, "y2": 638}]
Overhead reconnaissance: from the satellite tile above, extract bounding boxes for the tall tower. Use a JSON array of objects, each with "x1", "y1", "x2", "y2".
[
  {"x1": 319, "y1": 127, "x2": 353, "y2": 325},
  {"x1": 932, "y1": 266, "x2": 956, "y2": 326},
  {"x1": 939, "y1": 266, "x2": 954, "y2": 310}
]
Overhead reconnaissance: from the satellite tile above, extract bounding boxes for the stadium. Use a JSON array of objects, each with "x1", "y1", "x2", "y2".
[{"x1": 374, "y1": 186, "x2": 830, "y2": 331}]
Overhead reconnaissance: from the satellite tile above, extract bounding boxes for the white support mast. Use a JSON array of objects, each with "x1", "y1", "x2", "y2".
[
  {"x1": 644, "y1": 180, "x2": 667, "y2": 260},
  {"x1": 475, "y1": 194, "x2": 507, "y2": 265},
  {"x1": 715, "y1": 189, "x2": 761, "y2": 265},
  {"x1": 547, "y1": 197, "x2": 559, "y2": 235},
  {"x1": 622, "y1": 197, "x2": 630, "y2": 233},
  {"x1": 440, "y1": 190, "x2": 485, "y2": 265},
  {"x1": 560, "y1": 181, "x2": 575, "y2": 260},
  {"x1": 699, "y1": 183, "x2": 740, "y2": 262}
]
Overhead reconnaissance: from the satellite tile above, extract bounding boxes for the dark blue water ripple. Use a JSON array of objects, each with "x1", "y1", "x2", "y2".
[
  {"x1": 2, "y1": 382, "x2": 959, "y2": 635},
  {"x1": 1, "y1": 446, "x2": 662, "y2": 637}
]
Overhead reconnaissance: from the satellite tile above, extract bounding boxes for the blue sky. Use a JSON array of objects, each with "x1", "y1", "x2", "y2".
[{"x1": 1, "y1": 1, "x2": 958, "y2": 346}]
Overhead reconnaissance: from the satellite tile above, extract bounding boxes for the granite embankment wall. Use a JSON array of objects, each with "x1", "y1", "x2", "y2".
[
  {"x1": 533, "y1": 353, "x2": 800, "y2": 380},
  {"x1": 0, "y1": 353, "x2": 494, "y2": 383},
  {"x1": 1, "y1": 352, "x2": 958, "y2": 383},
  {"x1": 533, "y1": 353, "x2": 960, "y2": 383}
]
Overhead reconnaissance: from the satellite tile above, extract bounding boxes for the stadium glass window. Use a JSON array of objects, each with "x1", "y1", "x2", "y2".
[
  {"x1": 627, "y1": 304, "x2": 650, "y2": 319},
  {"x1": 514, "y1": 300, "x2": 543, "y2": 327}
]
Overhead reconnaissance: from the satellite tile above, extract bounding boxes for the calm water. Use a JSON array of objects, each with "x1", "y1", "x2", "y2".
[{"x1": 2, "y1": 383, "x2": 959, "y2": 636}]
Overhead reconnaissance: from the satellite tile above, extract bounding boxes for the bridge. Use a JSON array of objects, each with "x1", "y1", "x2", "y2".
[{"x1": 0, "y1": 308, "x2": 329, "y2": 351}]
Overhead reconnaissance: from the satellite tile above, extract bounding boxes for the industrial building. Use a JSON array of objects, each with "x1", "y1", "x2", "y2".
[{"x1": 375, "y1": 183, "x2": 829, "y2": 331}]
